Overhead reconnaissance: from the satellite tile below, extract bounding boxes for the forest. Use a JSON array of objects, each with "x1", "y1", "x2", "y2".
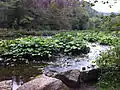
[{"x1": 0, "y1": 0, "x2": 120, "y2": 90}]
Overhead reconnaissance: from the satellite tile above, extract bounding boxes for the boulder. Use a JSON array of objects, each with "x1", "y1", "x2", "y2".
[
  {"x1": 0, "y1": 80, "x2": 12, "y2": 90},
  {"x1": 18, "y1": 69, "x2": 100, "y2": 90},
  {"x1": 17, "y1": 74, "x2": 68, "y2": 90},
  {"x1": 55, "y1": 69, "x2": 81, "y2": 88},
  {"x1": 54, "y1": 69, "x2": 100, "y2": 89},
  {"x1": 80, "y1": 69, "x2": 101, "y2": 82}
]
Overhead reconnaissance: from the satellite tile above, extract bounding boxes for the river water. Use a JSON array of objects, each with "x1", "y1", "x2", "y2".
[
  {"x1": 44, "y1": 43, "x2": 111, "y2": 73},
  {"x1": 0, "y1": 43, "x2": 111, "y2": 90}
]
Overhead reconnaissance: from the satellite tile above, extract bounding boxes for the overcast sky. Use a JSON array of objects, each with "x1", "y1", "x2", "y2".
[{"x1": 84, "y1": 0, "x2": 120, "y2": 13}]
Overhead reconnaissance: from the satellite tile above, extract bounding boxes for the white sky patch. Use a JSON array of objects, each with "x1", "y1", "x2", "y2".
[{"x1": 82, "y1": 0, "x2": 120, "y2": 13}]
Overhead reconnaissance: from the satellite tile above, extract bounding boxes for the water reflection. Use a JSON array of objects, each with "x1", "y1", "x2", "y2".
[{"x1": 0, "y1": 63, "x2": 47, "y2": 90}]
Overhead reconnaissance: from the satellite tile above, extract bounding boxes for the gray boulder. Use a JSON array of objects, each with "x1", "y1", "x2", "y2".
[
  {"x1": 18, "y1": 69, "x2": 100, "y2": 90},
  {"x1": 17, "y1": 74, "x2": 68, "y2": 90},
  {"x1": 80, "y1": 69, "x2": 101, "y2": 82},
  {"x1": 0, "y1": 80, "x2": 12, "y2": 90},
  {"x1": 54, "y1": 69, "x2": 100, "y2": 89},
  {"x1": 55, "y1": 69, "x2": 81, "y2": 88}
]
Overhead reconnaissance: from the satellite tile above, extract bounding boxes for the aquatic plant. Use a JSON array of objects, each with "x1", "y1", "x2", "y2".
[{"x1": 0, "y1": 34, "x2": 90, "y2": 61}]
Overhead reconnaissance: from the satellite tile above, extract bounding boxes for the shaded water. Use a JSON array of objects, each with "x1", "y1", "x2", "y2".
[
  {"x1": 0, "y1": 43, "x2": 111, "y2": 90},
  {"x1": 0, "y1": 63, "x2": 47, "y2": 90}
]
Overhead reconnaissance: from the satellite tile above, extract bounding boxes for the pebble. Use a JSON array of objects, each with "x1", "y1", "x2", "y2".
[{"x1": 82, "y1": 67, "x2": 86, "y2": 71}]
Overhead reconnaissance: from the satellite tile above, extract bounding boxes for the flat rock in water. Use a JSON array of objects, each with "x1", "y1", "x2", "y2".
[
  {"x1": 17, "y1": 74, "x2": 68, "y2": 90},
  {"x1": 0, "y1": 80, "x2": 12, "y2": 90}
]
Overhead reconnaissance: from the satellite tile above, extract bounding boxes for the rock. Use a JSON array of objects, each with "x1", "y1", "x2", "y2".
[
  {"x1": 0, "y1": 80, "x2": 12, "y2": 90},
  {"x1": 17, "y1": 74, "x2": 68, "y2": 90},
  {"x1": 60, "y1": 69, "x2": 80, "y2": 83},
  {"x1": 44, "y1": 65, "x2": 60, "y2": 77},
  {"x1": 0, "y1": 58, "x2": 3, "y2": 61},
  {"x1": 54, "y1": 69, "x2": 101, "y2": 88},
  {"x1": 81, "y1": 69, "x2": 101, "y2": 82},
  {"x1": 55, "y1": 69, "x2": 81, "y2": 88},
  {"x1": 82, "y1": 67, "x2": 86, "y2": 71},
  {"x1": 18, "y1": 69, "x2": 100, "y2": 90}
]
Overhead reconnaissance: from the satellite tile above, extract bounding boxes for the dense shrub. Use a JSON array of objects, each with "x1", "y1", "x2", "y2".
[{"x1": 97, "y1": 45, "x2": 120, "y2": 89}]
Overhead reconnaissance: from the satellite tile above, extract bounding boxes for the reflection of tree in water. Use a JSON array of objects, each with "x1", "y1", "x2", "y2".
[{"x1": 0, "y1": 63, "x2": 44, "y2": 82}]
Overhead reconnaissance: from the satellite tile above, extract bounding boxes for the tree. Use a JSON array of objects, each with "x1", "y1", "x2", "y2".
[
  {"x1": 0, "y1": 0, "x2": 28, "y2": 29},
  {"x1": 7, "y1": 0, "x2": 26, "y2": 29},
  {"x1": 23, "y1": 0, "x2": 89, "y2": 30},
  {"x1": 1, "y1": 0, "x2": 119, "y2": 30}
]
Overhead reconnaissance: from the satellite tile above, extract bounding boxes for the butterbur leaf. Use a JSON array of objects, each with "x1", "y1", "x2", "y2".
[
  {"x1": 71, "y1": 46, "x2": 77, "y2": 49},
  {"x1": 66, "y1": 45, "x2": 70, "y2": 48},
  {"x1": 48, "y1": 54, "x2": 52, "y2": 57}
]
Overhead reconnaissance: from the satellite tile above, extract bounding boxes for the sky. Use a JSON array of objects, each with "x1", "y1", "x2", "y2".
[{"x1": 84, "y1": 0, "x2": 120, "y2": 13}]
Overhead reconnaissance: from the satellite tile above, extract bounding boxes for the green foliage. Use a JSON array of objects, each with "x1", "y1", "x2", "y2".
[
  {"x1": 0, "y1": 0, "x2": 90, "y2": 30},
  {"x1": 5, "y1": 0, "x2": 26, "y2": 29},
  {"x1": 83, "y1": 32, "x2": 99, "y2": 42},
  {"x1": 99, "y1": 70, "x2": 120, "y2": 90},
  {"x1": 1, "y1": 37, "x2": 55, "y2": 59},
  {"x1": 98, "y1": 36, "x2": 119, "y2": 45},
  {"x1": 89, "y1": 17, "x2": 102, "y2": 29},
  {"x1": 54, "y1": 33, "x2": 90, "y2": 55},
  {"x1": 97, "y1": 45, "x2": 120, "y2": 89},
  {"x1": 98, "y1": 46, "x2": 120, "y2": 67},
  {"x1": 0, "y1": 32, "x2": 91, "y2": 60},
  {"x1": 70, "y1": 7, "x2": 89, "y2": 30},
  {"x1": 99, "y1": 16, "x2": 112, "y2": 31},
  {"x1": 111, "y1": 16, "x2": 120, "y2": 30},
  {"x1": 0, "y1": 39, "x2": 16, "y2": 54},
  {"x1": 19, "y1": 15, "x2": 33, "y2": 28},
  {"x1": 99, "y1": 14, "x2": 120, "y2": 31},
  {"x1": 0, "y1": 0, "x2": 33, "y2": 29}
]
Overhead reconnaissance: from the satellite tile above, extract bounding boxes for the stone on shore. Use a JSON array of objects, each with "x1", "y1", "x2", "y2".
[
  {"x1": 0, "y1": 80, "x2": 12, "y2": 90},
  {"x1": 17, "y1": 74, "x2": 68, "y2": 90}
]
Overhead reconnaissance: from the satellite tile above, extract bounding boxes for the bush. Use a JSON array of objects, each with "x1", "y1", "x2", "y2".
[
  {"x1": 97, "y1": 45, "x2": 120, "y2": 89},
  {"x1": 98, "y1": 36, "x2": 119, "y2": 45}
]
